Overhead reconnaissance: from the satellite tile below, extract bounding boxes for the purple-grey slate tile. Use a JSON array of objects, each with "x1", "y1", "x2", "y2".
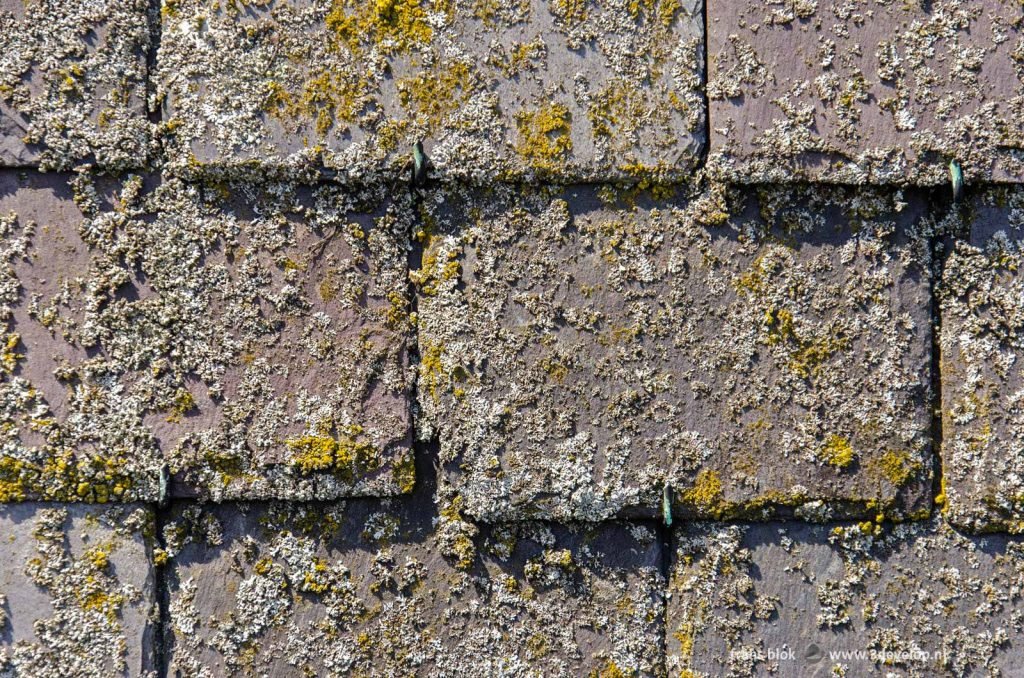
[
  {"x1": 0, "y1": 170, "x2": 413, "y2": 502},
  {"x1": 708, "y1": 0, "x2": 1024, "y2": 185},
  {"x1": 415, "y1": 183, "x2": 934, "y2": 522},
  {"x1": 156, "y1": 0, "x2": 704, "y2": 184},
  {"x1": 161, "y1": 495, "x2": 665, "y2": 676},
  {"x1": 0, "y1": 0, "x2": 151, "y2": 170},
  {"x1": 669, "y1": 518, "x2": 1024, "y2": 677},
  {"x1": 0, "y1": 503, "x2": 156, "y2": 677},
  {"x1": 940, "y1": 186, "x2": 1024, "y2": 532}
]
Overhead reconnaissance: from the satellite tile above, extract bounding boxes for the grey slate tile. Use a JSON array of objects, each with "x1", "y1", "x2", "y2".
[
  {"x1": 416, "y1": 183, "x2": 934, "y2": 522},
  {"x1": 156, "y1": 0, "x2": 705, "y2": 183},
  {"x1": 940, "y1": 187, "x2": 1024, "y2": 532},
  {"x1": 0, "y1": 503, "x2": 156, "y2": 677},
  {"x1": 0, "y1": 170, "x2": 413, "y2": 502},
  {"x1": 0, "y1": 0, "x2": 151, "y2": 170},
  {"x1": 162, "y1": 495, "x2": 665, "y2": 676},
  {"x1": 708, "y1": 0, "x2": 1024, "y2": 185},
  {"x1": 668, "y1": 518, "x2": 1024, "y2": 677}
]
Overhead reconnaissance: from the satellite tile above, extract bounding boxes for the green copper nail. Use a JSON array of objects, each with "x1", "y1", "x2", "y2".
[
  {"x1": 662, "y1": 483, "x2": 673, "y2": 527},
  {"x1": 950, "y1": 159, "x2": 963, "y2": 202},
  {"x1": 412, "y1": 140, "x2": 427, "y2": 186}
]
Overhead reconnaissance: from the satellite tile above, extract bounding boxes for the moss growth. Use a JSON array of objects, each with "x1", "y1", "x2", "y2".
[
  {"x1": 820, "y1": 435, "x2": 855, "y2": 469},
  {"x1": 515, "y1": 103, "x2": 573, "y2": 173}
]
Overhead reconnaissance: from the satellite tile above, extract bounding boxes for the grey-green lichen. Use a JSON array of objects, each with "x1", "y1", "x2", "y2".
[
  {"x1": 0, "y1": 504, "x2": 155, "y2": 677},
  {"x1": 669, "y1": 518, "x2": 1024, "y2": 676},
  {"x1": 939, "y1": 186, "x2": 1024, "y2": 532},
  {"x1": 0, "y1": 169, "x2": 413, "y2": 502}
]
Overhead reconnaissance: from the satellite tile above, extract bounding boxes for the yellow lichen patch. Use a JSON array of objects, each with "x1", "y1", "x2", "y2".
[
  {"x1": 166, "y1": 388, "x2": 197, "y2": 423},
  {"x1": 868, "y1": 450, "x2": 922, "y2": 488},
  {"x1": 264, "y1": 70, "x2": 370, "y2": 137},
  {"x1": 626, "y1": 0, "x2": 681, "y2": 26},
  {"x1": 0, "y1": 332, "x2": 22, "y2": 373},
  {"x1": 419, "y1": 341, "x2": 447, "y2": 402},
  {"x1": 515, "y1": 103, "x2": 573, "y2": 174},
  {"x1": 383, "y1": 290, "x2": 409, "y2": 329},
  {"x1": 397, "y1": 61, "x2": 474, "y2": 130},
  {"x1": 550, "y1": 0, "x2": 588, "y2": 27},
  {"x1": 326, "y1": 0, "x2": 434, "y2": 56},
  {"x1": 820, "y1": 435, "x2": 855, "y2": 469},
  {"x1": 286, "y1": 426, "x2": 380, "y2": 483},
  {"x1": 680, "y1": 470, "x2": 724, "y2": 512},
  {"x1": 590, "y1": 661, "x2": 634, "y2": 678},
  {"x1": 391, "y1": 452, "x2": 416, "y2": 493}
]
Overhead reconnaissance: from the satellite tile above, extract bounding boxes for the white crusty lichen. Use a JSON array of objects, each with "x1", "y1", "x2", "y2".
[
  {"x1": 939, "y1": 187, "x2": 1024, "y2": 533},
  {"x1": 0, "y1": 505, "x2": 154, "y2": 678},
  {"x1": 0, "y1": 169, "x2": 413, "y2": 502},
  {"x1": 707, "y1": 0, "x2": 1024, "y2": 184}
]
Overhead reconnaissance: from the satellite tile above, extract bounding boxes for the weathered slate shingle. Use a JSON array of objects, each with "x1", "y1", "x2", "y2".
[
  {"x1": 157, "y1": 0, "x2": 705, "y2": 183},
  {"x1": 668, "y1": 519, "x2": 1024, "y2": 676},
  {"x1": 940, "y1": 187, "x2": 1024, "y2": 532},
  {"x1": 0, "y1": 0, "x2": 151, "y2": 170},
  {"x1": 708, "y1": 0, "x2": 1024, "y2": 185},
  {"x1": 416, "y1": 183, "x2": 934, "y2": 522},
  {"x1": 0, "y1": 170, "x2": 413, "y2": 502},
  {"x1": 0, "y1": 504, "x2": 156, "y2": 677},
  {"x1": 162, "y1": 496, "x2": 665, "y2": 676}
]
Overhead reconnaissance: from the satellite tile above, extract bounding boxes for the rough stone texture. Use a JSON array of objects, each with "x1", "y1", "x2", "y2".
[
  {"x1": 940, "y1": 186, "x2": 1024, "y2": 533},
  {"x1": 708, "y1": 0, "x2": 1024, "y2": 185},
  {"x1": 0, "y1": 0, "x2": 151, "y2": 170},
  {"x1": 668, "y1": 518, "x2": 1024, "y2": 677},
  {"x1": 0, "y1": 170, "x2": 413, "y2": 502},
  {"x1": 156, "y1": 0, "x2": 705, "y2": 183},
  {"x1": 416, "y1": 183, "x2": 934, "y2": 522},
  {"x1": 0, "y1": 503, "x2": 156, "y2": 677},
  {"x1": 161, "y1": 487, "x2": 665, "y2": 676}
]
